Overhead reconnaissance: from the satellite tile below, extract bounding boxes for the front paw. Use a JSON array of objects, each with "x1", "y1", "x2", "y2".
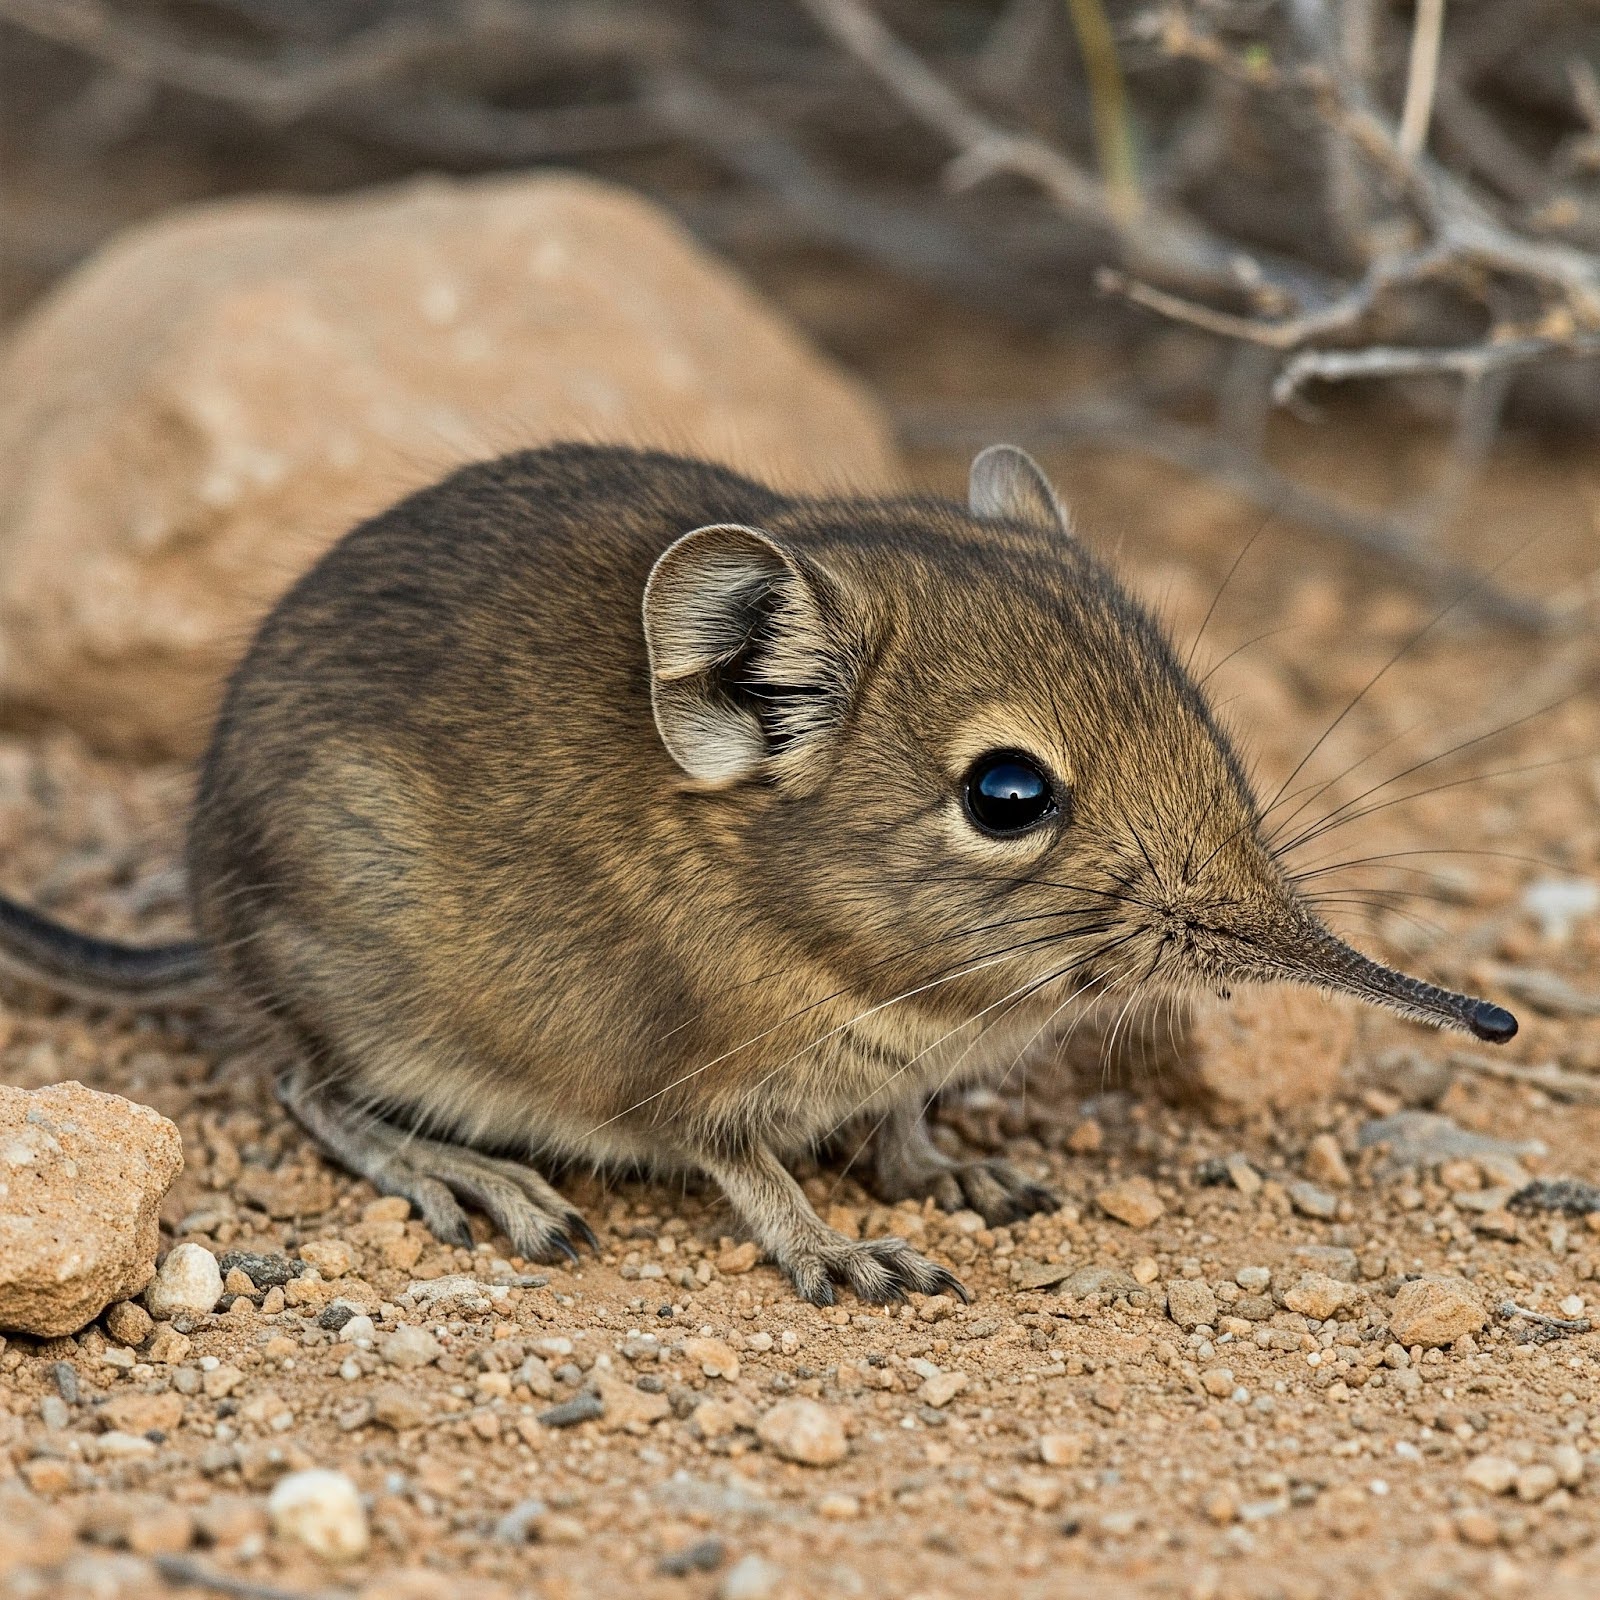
[
  {"x1": 782, "y1": 1235, "x2": 969, "y2": 1307},
  {"x1": 925, "y1": 1158, "x2": 1058, "y2": 1227}
]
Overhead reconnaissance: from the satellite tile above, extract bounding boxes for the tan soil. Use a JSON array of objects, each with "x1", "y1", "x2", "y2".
[{"x1": 2, "y1": 278, "x2": 1600, "y2": 1600}]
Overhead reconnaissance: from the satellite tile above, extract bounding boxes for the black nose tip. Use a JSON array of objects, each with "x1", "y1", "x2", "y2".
[{"x1": 1467, "y1": 1001, "x2": 1518, "y2": 1044}]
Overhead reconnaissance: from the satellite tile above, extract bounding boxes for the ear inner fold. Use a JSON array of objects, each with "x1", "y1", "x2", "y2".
[
  {"x1": 968, "y1": 443, "x2": 1073, "y2": 536},
  {"x1": 642, "y1": 522, "x2": 849, "y2": 786}
]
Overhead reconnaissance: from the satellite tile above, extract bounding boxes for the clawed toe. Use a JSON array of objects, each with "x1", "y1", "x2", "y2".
[
  {"x1": 783, "y1": 1236, "x2": 969, "y2": 1307},
  {"x1": 942, "y1": 1159, "x2": 1058, "y2": 1227}
]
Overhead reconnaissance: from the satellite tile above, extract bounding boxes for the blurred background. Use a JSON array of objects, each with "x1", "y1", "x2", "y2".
[{"x1": 3, "y1": 0, "x2": 1600, "y2": 626}]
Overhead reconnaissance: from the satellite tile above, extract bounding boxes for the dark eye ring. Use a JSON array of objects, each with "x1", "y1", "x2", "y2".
[{"x1": 962, "y1": 751, "x2": 1059, "y2": 838}]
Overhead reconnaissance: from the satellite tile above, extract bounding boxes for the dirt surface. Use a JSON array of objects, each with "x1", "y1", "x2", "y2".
[{"x1": 2, "y1": 281, "x2": 1600, "y2": 1600}]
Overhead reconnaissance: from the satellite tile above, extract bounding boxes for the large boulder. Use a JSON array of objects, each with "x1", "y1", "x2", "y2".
[
  {"x1": 0, "y1": 1081, "x2": 183, "y2": 1337},
  {"x1": 0, "y1": 174, "x2": 900, "y2": 758}
]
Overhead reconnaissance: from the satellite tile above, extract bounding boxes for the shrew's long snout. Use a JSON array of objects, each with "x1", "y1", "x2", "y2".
[{"x1": 1269, "y1": 922, "x2": 1517, "y2": 1044}]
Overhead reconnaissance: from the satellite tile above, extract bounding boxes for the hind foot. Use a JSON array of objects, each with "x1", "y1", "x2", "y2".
[
  {"x1": 782, "y1": 1233, "x2": 968, "y2": 1308},
  {"x1": 703, "y1": 1139, "x2": 968, "y2": 1307},
  {"x1": 873, "y1": 1102, "x2": 1057, "y2": 1227},
  {"x1": 278, "y1": 1063, "x2": 594, "y2": 1263}
]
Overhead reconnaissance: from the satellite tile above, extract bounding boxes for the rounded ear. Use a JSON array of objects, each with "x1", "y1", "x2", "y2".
[
  {"x1": 643, "y1": 523, "x2": 859, "y2": 787},
  {"x1": 968, "y1": 444, "x2": 1073, "y2": 536}
]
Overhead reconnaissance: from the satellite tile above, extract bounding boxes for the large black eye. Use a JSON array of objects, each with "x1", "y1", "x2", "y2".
[{"x1": 963, "y1": 752, "x2": 1058, "y2": 837}]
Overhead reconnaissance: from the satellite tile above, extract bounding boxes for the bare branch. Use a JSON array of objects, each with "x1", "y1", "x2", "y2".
[
  {"x1": 795, "y1": 0, "x2": 1294, "y2": 299},
  {"x1": 1273, "y1": 331, "x2": 1600, "y2": 402},
  {"x1": 643, "y1": 67, "x2": 1049, "y2": 318},
  {"x1": 0, "y1": 0, "x2": 453, "y2": 123},
  {"x1": 1397, "y1": 0, "x2": 1447, "y2": 160}
]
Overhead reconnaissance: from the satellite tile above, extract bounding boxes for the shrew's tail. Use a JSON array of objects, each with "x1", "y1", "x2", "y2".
[{"x1": 0, "y1": 894, "x2": 211, "y2": 1006}]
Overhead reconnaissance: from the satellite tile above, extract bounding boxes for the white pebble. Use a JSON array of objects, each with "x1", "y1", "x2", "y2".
[
  {"x1": 720, "y1": 1555, "x2": 785, "y2": 1600},
  {"x1": 144, "y1": 1243, "x2": 223, "y2": 1319},
  {"x1": 268, "y1": 1469, "x2": 370, "y2": 1561}
]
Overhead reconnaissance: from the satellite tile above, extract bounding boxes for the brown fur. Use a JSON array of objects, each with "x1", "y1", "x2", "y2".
[{"x1": 0, "y1": 443, "x2": 1516, "y2": 1303}]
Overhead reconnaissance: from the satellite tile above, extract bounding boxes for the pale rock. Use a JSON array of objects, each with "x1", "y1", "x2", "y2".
[
  {"x1": 1388, "y1": 1276, "x2": 1487, "y2": 1348},
  {"x1": 1463, "y1": 1455, "x2": 1518, "y2": 1495},
  {"x1": 379, "y1": 1324, "x2": 443, "y2": 1370},
  {"x1": 917, "y1": 1370, "x2": 968, "y2": 1408},
  {"x1": 1282, "y1": 1273, "x2": 1353, "y2": 1321},
  {"x1": 1304, "y1": 1132, "x2": 1352, "y2": 1187},
  {"x1": 267, "y1": 1469, "x2": 370, "y2": 1561},
  {"x1": 716, "y1": 1241, "x2": 762, "y2": 1274},
  {"x1": 0, "y1": 1082, "x2": 183, "y2": 1337},
  {"x1": 720, "y1": 1555, "x2": 786, "y2": 1600},
  {"x1": 146, "y1": 1324, "x2": 192, "y2": 1365},
  {"x1": 401, "y1": 1275, "x2": 509, "y2": 1318},
  {"x1": 1516, "y1": 1464, "x2": 1560, "y2": 1503},
  {"x1": 1553, "y1": 1443, "x2": 1586, "y2": 1487},
  {"x1": 689, "y1": 1397, "x2": 758, "y2": 1441},
  {"x1": 683, "y1": 1336, "x2": 741, "y2": 1380},
  {"x1": 0, "y1": 174, "x2": 898, "y2": 758},
  {"x1": 370, "y1": 1385, "x2": 429, "y2": 1432},
  {"x1": 592, "y1": 1373, "x2": 671, "y2": 1433},
  {"x1": 298, "y1": 1239, "x2": 355, "y2": 1279},
  {"x1": 1165, "y1": 1278, "x2": 1218, "y2": 1330},
  {"x1": 756, "y1": 1399, "x2": 848, "y2": 1465},
  {"x1": 145, "y1": 1243, "x2": 223, "y2": 1319},
  {"x1": 1288, "y1": 1181, "x2": 1340, "y2": 1220},
  {"x1": 1096, "y1": 1180, "x2": 1165, "y2": 1229},
  {"x1": 1005, "y1": 1474, "x2": 1063, "y2": 1511},
  {"x1": 103, "y1": 1301, "x2": 153, "y2": 1347},
  {"x1": 1038, "y1": 1432, "x2": 1088, "y2": 1467}
]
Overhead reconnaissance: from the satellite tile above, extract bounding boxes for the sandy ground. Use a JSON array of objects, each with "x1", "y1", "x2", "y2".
[{"x1": 2, "y1": 284, "x2": 1600, "y2": 1600}]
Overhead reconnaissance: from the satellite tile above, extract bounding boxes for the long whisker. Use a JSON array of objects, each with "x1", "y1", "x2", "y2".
[
  {"x1": 820, "y1": 931, "x2": 1143, "y2": 1159},
  {"x1": 1265, "y1": 688, "x2": 1581, "y2": 852},
  {"x1": 1258, "y1": 541, "x2": 1528, "y2": 827},
  {"x1": 586, "y1": 916, "x2": 1127, "y2": 1135},
  {"x1": 1274, "y1": 753, "x2": 1587, "y2": 858},
  {"x1": 1186, "y1": 513, "x2": 1274, "y2": 674}
]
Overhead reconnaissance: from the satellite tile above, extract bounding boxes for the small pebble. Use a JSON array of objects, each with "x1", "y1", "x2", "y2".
[
  {"x1": 1165, "y1": 1279, "x2": 1217, "y2": 1331},
  {"x1": 104, "y1": 1302, "x2": 154, "y2": 1347},
  {"x1": 1282, "y1": 1273, "x2": 1352, "y2": 1321},
  {"x1": 1038, "y1": 1432, "x2": 1087, "y2": 1467},
  {"x1": 719, "y1": 1555, "x2": 785, "y2": 1600},
  {"x1": 1303, "y1": 1133, "x2": 1351, "y2": 1188},
  {"x1": 684, "y1": 1336, "x2": 740, "y2": 1380},
  {"x1": 266, "y1": 1469, "x2": 369, "y2": 1561},
  {"x1": 1287, "y1": 1181, "x2": 1339, "y2": 1221},
  {"x1": 1096, "y1": 1180, "x2": 1165, "y2": 1229},
  {"x1": 539, "y1": 1393, "x2": 605, "y2": 1429},
  {"x1": 144, "y1": 1244, "x2": 223, "y2": 1319},
  {"x1": 918, "y1": 1370, "x2": 967, "y2": 1409},
  {"x1": 494, "y1": 1498, "x2": 548, "y2": 1544},
  {"x1": 1463, "y1": 1455, "x2": 1518, "y2": 1496},
  {"x1": 658, "y1": 1536, "x2": 726, "y2": 1576},
  {"x1": 1388, "y1": 1277, "x2": 1487, "y2": 1348},
  {"x1": 378, "y1": 1325, "x2": 442, "y2": 1370},
  {"x1": 756, "y1": 1399, "x2": 847, "y2": 1465},
  {"x1": 1456, "y1": 1508, "x2": 1502, "y2": 1547}
]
